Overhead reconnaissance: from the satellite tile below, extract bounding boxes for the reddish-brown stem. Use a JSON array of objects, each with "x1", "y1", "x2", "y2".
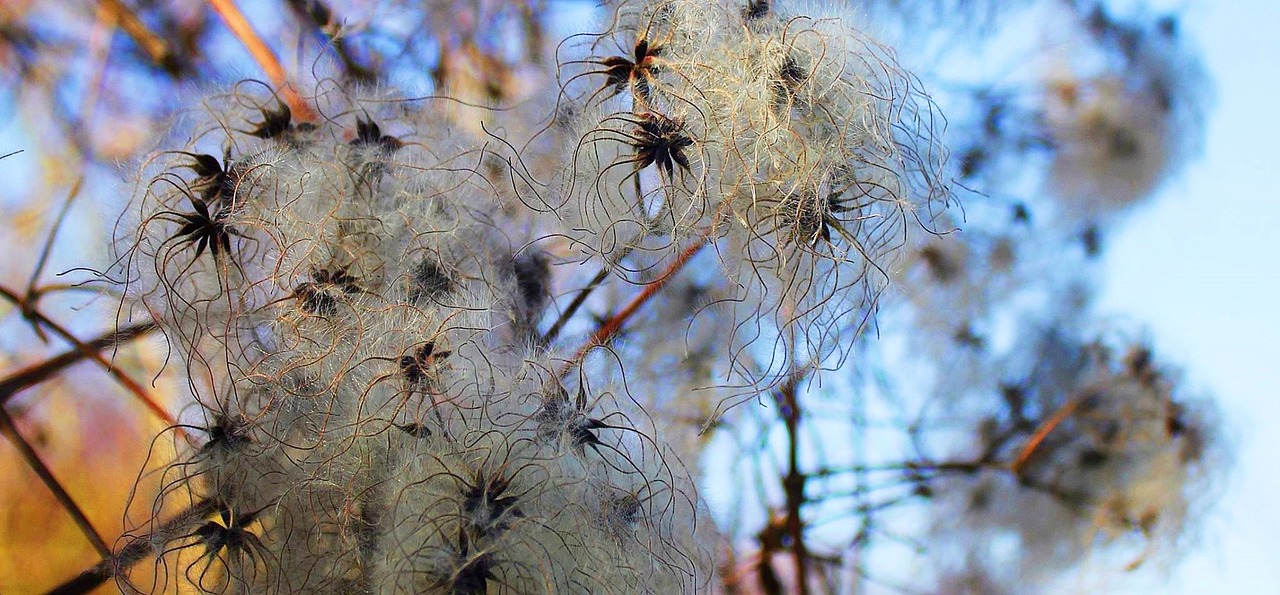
[
  {"x1": 1010, "y1": 394, "x2": 1086, "y2": 477},
  {"x1": 2, "y1": 283, "x2": 169, "y2": 427},
  {"x1": 0, "y1": 317, "x2": 158, "y2": 409},
  {"x1": 540, "y1": 265, "x2": 613, "y2": 346},
  {"x1": 561, "y1": 231, "x2": 711, "y2": 375},
  {"x1": 755, "y1": 516, "x2": 786, "y2": 595},
  {"x1": 773, "y1": 371, "x2": 810, "y2": 595},
  {"x1": 0, "y1": 407, "x2": 111, "y2": 558},
  {"x1": 98, "y1": 0, "x2": 183, "y2": 75},
  {"x1": 205, "y1": 0, "x2": 316, "y2": 120},
  {"x1": 717, "y1": 542, "x2": 743, "y2": 594}
]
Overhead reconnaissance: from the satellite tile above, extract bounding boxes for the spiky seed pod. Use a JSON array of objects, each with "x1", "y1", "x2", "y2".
[{"x1": 121, "y1": 82, "x2": 714, "y2": 594}]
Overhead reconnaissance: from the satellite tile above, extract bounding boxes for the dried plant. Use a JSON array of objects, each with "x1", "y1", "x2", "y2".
[{"x1": 0, "y1": 0, "x2": 1223, "y2": 593}]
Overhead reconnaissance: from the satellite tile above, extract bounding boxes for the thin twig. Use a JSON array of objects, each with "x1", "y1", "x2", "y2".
[
  {"x1": 1, "y1": 283, "x2": 167, "y2": 426},
  {"x1": 98, "y1": 0, "x2": 184, "y2": 75},
  {"x1": 539, "y1": 265, "x2": 611, "y2": 346},
  {"x1": 0, "y1": 407, "x2": 111, "y2": 558},
  {"x1": 47, "y1": 497, "x2": 219, "y2": 595},
  {"x1": 773, "y1": 369, "x2": 810, "y2": 595},
  {"x1": 540, "y1": 239, "x2": 645, "y2": 346},
  {"x1": 561, "y1": 231, "x2": 712, "y2": 375},
  {"x1": 1010, "y1": 394, "x2": 1086, "y2": 477},
  {"x1": 284, "y1": 0, "x2": 376, "y2": 82},
  {"x1": 809, "y1": 459, "x2": 988, "y2": 478},
  {"x1": 205, "y1": 0, "x2": 316, "y2": 120},
  {"x1": 22, "y1": 177, "x2": 83, "y2": 343},
  {"x1": 754, "y1": 514, "x2": 785, "y2": 595},
  {"x1": 541, "y1": 162, "x2": 663, "y2": 347},
  {"x1": 0, "y1": 318, "x2": 158, "y2": 408}
]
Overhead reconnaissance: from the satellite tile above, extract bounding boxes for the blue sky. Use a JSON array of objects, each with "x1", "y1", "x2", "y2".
[{"x1": 1099, "y1": 1, "x2": 1280, "y2": 590}]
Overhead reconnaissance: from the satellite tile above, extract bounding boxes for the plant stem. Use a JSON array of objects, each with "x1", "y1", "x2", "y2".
[
  {"x1": 47, "y1": 498, "x2": 219, "y2": 595},
  {"x1": 0, "y1": 407, "x2": 110, "y2": 558}
]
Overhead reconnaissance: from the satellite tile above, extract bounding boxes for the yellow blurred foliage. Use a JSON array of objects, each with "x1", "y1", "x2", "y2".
[{"x1": 0, "y1": 360, "x2": 181, "y2": 594}]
